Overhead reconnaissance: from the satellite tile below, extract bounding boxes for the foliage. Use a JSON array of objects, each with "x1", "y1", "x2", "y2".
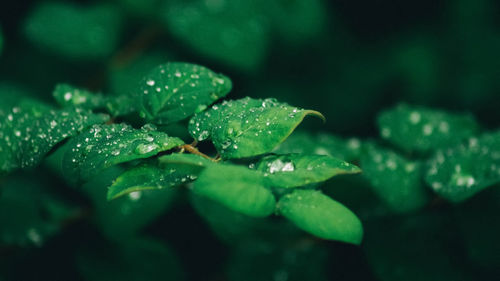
[{"x1": 1, "y1": 0, "x2": 499, "y2": 280}]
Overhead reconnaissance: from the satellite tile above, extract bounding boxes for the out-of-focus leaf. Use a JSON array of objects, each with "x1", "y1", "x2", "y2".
[
  {"x1": 274, "y1": 131, "x2": 363, "y2": 162},
  {"x1": 262, "y1": 0, "x2": 326, "y2": 44},
  {"x1": 77, "y1": 238, "x2": 184, "y2": 281},
  {"x1": 23, "y1": 2, "x2": 122, "y2": 59},
  {"x1": 161, "y1": 0, "x2": 269, "y2": 71},
  {"x1": 63, "y1": 123, "x2": 184, "y2": 182},
  {"x1": 191, "y1": 193, "x2": 304, "y2": 245},
  {"x1": 277, "y1": 189, "x2": 363, "y2": 244},
  {"x1": 53, "y1": 83, "x2": 106, "y2": 109},
  {"x1": 82, "y1": 166, "x2": 178, "y2": 240},
  {"x1": 189, "y1": 97, "x2": 324, "y2": 159},
  {"x1": 255, "y1": 154, "x2": 360, "y2": 188},
  {"x1": 193, "y1": 164, "x2": 276, "y2": 217},
  {"x1": 0, "y1": 176, "x2": 77, "y2": 247},
  {"x1": 108, "y1": 52, "x2": 172, "y2": 96},
  {"x1": 364, "y1": 214, "x2": 470, "y2": 281},
  {"x1": 361, "y1": 144, "x2": 430, "y2": 213},
  {"x1": 227, "y1": 239, "x2": 329, "y2": 281},
  {"x1": 0, "y1": 102, "x2": 108, "y2": 173},
  {"x1": 135, "y1": 62, "x2": 231, "y2": 124},
  {"x1": 425, "y1": 131, "x2": 500, "y2": 202},
  {"x1": 377, "y1": 103, "x2": 479, "y2": 153}
]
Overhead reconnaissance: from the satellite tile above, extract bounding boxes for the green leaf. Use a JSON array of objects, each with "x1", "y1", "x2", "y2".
[
  {"x1": 277, "y1": 189, "x2": 363, "y2": 244},
  {"x1": 425, "y1": 131, "x2": 500, "y2": 202},
  {"x1": 63, "y1": 123, "x2": 184, "y2": 182},
  {"x1": 107, "y1": 153, "x2": 213, "y2": 200},
  {"x1": 161, "y1": 0, "x2": 269, "y2": 71},
  {"x1": 274, "y1": 131, "x2": 363, "y2": 162},
  {"x1": 255, "y1": 154, "x2": 360, "y2": 188},
  {"x1": 108, "y1": 52, "x2": 173, "y2": 96},
  {"x1": 108, "y1": 163, "x2": 199, "y2": 200},
  {"x1": 24, "y1": 2, "x2": 122, "y2": 59},
  {"x1": 189, "y1": 97, "x2": 324, "y2": 159},
  {"x1": 360, "y1": 144, "x2": 430, "y2": 213},
  {"x1": 377, "y1": 103, "x2": 479, "y2": 153},
  {"x1": 158, "y1": 152, "x2": 215, "y2": 167},
  {"x1": 0, "y1": 103, "x2": 108, "y2": 173},
  {"x1": 262, "y1": 0, "x2": 326, "y2": 45},
  {"x1": 135, "y1": 62, "x2": 231, "y2": 124},
  {"x1": 77, "y1": 238, "x2": 184, "y2": 281},
  {"x1": 193, "y1": 164, "x2": 276, "y2": 217},
  {"x1": 227, "y1": 239, "x2": 329, "y2": 281},
  {"x1": 0, "y1": 175, "x2": 77, "y2": 247},
  {"x1": 105, "y1": 95, "x2": 138, "y2": 117},
  {"x1": 52, "y1": 83, "x2": 136, "y2": 118},
  {"x1": 53, "y1": 83, "x2": 106, "y2": 109},
  {"x1": 82, "y1": 166, "x2": 178, "y2": 241}
]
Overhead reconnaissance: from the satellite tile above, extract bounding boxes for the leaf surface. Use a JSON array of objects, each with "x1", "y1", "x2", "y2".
[
  {"x1": 361, "y1": 144, "x2": 429, "y2": 213},
  {"x1": 377, "y1": 103, "x2": 479, "y2": 153},
  {"x1": 136, "y1": 62, "x2": 231, "y2": 124},
  {"x1": 23, "y1": 2, "x2": 122, "y2": 59},
  {"x1": 193, "y1": 164, "x2": 276, "y2": 217},
  {"x1": 63, "y1": 123, "x2": 184, "y2": 182},
  {"x1": 255, "y1": 154, "x2": 360, "y2": 188},
  {"x1": 425, "y1": 131, "x2": 500, "y2": 202},
  {"x1": 0, "y1": 103, "x2": 108, "y2": 173},
  {"x1": 277, "y1": 189, "x2": 363, "y2": 244},
  {"x1": 189, "y1": 97, "x2": 324, "y2": 159}
]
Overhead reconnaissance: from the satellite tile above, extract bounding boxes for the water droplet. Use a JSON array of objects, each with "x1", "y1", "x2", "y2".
[
  {"x1": 269, "y1": 159, "x2": 295, "y2": 173},
  {"x1": 129, "y1": 191, "x2": 142, "y2": 201},
  {"x1": 135, "y1": 143, "x2": 159, "y2": 154},
  {"x1": 409, "y1": 111, "x2": 421, "y2": 124}
]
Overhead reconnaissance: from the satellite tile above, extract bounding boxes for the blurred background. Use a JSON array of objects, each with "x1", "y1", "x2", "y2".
[{"x1": 0, "y1": 0, "x2": 499, "y2": 280}]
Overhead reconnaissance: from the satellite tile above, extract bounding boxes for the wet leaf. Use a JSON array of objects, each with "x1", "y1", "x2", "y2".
[
  {"x1": 107, "y1": 162, "x2": 200, "y2": 200},
  {"x1": 360, "y1": 144, "x2": 430, "y2": 213},
  {"x1": 0, "y1": 102, "x2": 108, "y2": 173},
  {"x1": 135, "y1": 62, "x2": 231, "y2": 124},
  {"x1": 274, "y1": 131, "x2": 363, "y2": 162},
  {"x1": 277, "y1": 189, "x2": 363, "y2": 244},
  {"x1": 53, "y1": 83, "x2": 106, "y2": 109},
  {"x1": 108, "y1": 153, "x2": 213, "y2": 200},
  {"x1": 77, "y1": 238, "x2": 184, "y2": 281},
  {"x1": 377, "y1": 103, "x2": 479, "y2": 153},
  {"x1": 425, "y1": 131, "x2": 500, "y2": 202},
  {"x1": 162, "y1": 0, "x2": 269, "y2": 71},
  {"x1": 63, "y1": 123, "x2": 184, "y2": 182},
  {"x1": 193, "y1": 164, "x2": 276, "y2": 217},
  {"x1": 189, "y1": 97, "x2": 324, "y2": 159},
  {"x1": 255, "y1": 154, "x2": 360, "y2": 188},
  {"x1": 23, "y1": 2, "x2": 122, "y2": 59}
]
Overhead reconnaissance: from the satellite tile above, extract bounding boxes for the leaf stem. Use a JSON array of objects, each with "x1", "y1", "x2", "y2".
[{"x1": 182, "y1": 144, "x2": 215, "y2": 161}]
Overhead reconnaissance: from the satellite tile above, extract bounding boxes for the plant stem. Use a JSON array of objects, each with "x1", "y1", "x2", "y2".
[{"x1": 182, "y1": 144, "x2": 215, "y2": 161}]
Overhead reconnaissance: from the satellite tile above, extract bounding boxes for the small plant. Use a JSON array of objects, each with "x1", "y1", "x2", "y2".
[{"x1": 1, "y1": 62, "x2": 364, "y2": 246}]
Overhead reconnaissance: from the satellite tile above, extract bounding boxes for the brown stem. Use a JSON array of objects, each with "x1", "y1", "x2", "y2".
[
  {"x1": 109, "y1": 25, "x2": 163, "y2": 69},
  {"x1": 182, "y1": 144, "x2": 214, "y2": 161}
]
